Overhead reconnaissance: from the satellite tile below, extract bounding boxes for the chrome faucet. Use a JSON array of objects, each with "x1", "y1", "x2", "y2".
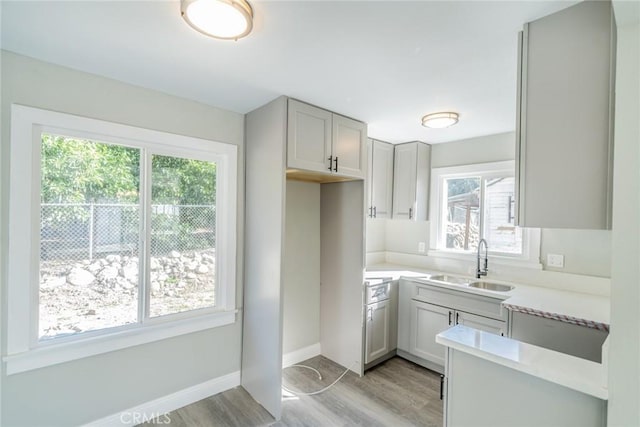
[{"x1": 476, "y1": 238, "x2": 488, "y2": 279}]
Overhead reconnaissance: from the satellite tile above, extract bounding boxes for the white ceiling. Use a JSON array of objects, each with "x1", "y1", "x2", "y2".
[{"x1": 1, "y1": 0, "x2": 578, "y2": 144}]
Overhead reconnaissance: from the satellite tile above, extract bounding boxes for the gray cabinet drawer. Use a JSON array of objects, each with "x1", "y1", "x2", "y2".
[{"x1": 413, "y1": 284, "x2": 507, "y2": 322}]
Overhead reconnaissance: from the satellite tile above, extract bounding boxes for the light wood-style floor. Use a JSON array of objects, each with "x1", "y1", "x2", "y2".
[{"x1": 142, "y1": 356, "x2": 443, "y2": 427}]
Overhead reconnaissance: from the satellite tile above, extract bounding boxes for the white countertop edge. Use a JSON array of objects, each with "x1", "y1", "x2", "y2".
[{"x1": 436, "y1": 325, "x2": 608, "y2": 400}]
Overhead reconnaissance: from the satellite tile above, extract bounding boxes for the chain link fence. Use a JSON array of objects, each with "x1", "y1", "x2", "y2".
[
  {"x1": 150, "y1": 204, "x2": 216, "y2": 256},
  {"x1": 40, "y1": 203, "x2": 216, "y2": 261}
]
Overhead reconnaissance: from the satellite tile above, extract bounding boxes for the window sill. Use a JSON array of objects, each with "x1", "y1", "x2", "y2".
[
  {"x1": 3, "y1": 309, "x2": 237, "y2": 375},
  {"x1": 427, "y1": 249, "x2": 543, "y2": 270}
]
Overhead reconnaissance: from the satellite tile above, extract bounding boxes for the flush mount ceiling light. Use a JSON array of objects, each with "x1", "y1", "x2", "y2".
[
  {"x1": 421, "y1": 112, "x2": 459, "y2": 129},
  {"x1": 181, "y1": 0, "x2": 253, "y2": 40}
]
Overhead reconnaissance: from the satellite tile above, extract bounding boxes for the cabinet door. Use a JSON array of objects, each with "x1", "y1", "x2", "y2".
[
  {"x1": 332, "y1": 114, "x2": 367, "y2": 179},
  {"x1": 397, "y1": 280, "x2": 412, "y2": 352},
  {"x1": 371, "y1": 141, "x2": 394, "y2": 218},
  {"x1": 414, "y1": 143, "x2": 431, "y2": 221},
  {"x1": 455, "y1": 311, "x2": 506, "y2": 336},
  {"x1": 365, "y1": 300, "x2": 390, "y2": 364},
  {"x1": 366, "y1": 139, "x2": 374, "y2": 217},
  {"x1": 287, "y1": 99, "x2": 333, "y2": 174},
  {"x1": 516, "y1": 1, "x2": 614, "y2": 229},
  {"x1": 409, "y1": 300, "x2": 451, "y2": 366},
  {"x1": 392, "y1": 143, "x2": 417, "y2": 219}
]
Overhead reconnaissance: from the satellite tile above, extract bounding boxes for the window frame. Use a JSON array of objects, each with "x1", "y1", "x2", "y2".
[
  {"x1": 428, "y1": 160, "x2": 541, "y2": 269},
  {"x1": 6, "y1": 105, "x2": 238, "y2": 374}
]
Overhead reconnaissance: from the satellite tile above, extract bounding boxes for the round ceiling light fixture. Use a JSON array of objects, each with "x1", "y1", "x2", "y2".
[
  {"x1": 421, "y1": 112, "x2": 459, "y2": 129},
  {"x1": 181, "y1": 0, "x2": 253, "y2": 40}
]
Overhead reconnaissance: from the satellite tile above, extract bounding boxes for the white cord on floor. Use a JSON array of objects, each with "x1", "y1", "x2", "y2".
[
  {"x1": 282, "y1": 362, "x2": 357, "y2": 396},
  {"x1": 288, "y1": 364, "x2": 323, "y2": 380}
]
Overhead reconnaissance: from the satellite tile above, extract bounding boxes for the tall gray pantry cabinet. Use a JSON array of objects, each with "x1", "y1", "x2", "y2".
[{"x1": 242, "y1": 96, "x2": 366, "y2": 419}]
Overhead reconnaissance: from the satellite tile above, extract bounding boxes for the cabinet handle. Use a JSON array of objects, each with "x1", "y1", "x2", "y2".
[
  {"x1": 373, "y1": 288, "x2": 386, "y2": 298},
  {"x1": 440, "y1": 374, "x2": 445, "y2": 400},
  {"x1": 328, "y1": 155, "x2": 333, "y2": 171},
  {"x1": 456, "y1": 312, "x2": 460, "y2": 324},
  {"x1": 448, "y1": 311, "x2": 452, "y2": 325},
  {"x1": 409, "y1": 207, "x2": 413, "y2": 219},
  {"x1": 373, "y1": 206, "x2": 377, "y2": 218},
  {"x1": 368, "y1": 207, "x2": 373, "y2": 218},
  {"x1": 367, "y1": 307, "x2": 373, "y2": 321},
  {"x1": 334, "y1": 156, "x2": 338, "y2": 172}
]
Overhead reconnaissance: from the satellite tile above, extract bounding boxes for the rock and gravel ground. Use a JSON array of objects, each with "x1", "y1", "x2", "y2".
[{"x1": 39, "y1": 250, "x2": 216, "y2": 339}]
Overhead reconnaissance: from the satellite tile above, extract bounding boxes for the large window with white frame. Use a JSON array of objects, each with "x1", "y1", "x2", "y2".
[
  {"x1": 6, "y1": 105, "x2": 238, "y2": 374},
  {"x1": 430, "y1": 161, "x2": 540, "y2": 264}
]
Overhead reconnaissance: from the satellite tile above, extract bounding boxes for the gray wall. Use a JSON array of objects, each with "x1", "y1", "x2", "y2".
[
  {"x1": 283, "y1": 180, "x2": 320, "y2": 354},
  {"x1": 540, "y1": 229, "x2": 611, "y2": 277},
  {"x1": 367, "y1": 132, "x2": 612, "y2": 278},
  {"x1": 0, "y1": 51, "x2": 245, "y2": 426},
  {"x1": 384, "y1": 220, "x2": 429, "y2": 255},
  {"x1": 365, "y1": 218, "x2": 386, "y2": 253},
  {"x1": 430, "y1": 131, "x2": 515, "y2": 168}
]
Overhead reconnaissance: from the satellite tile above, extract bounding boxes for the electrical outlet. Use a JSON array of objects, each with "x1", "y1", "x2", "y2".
[
  {"x1": 547, "y1": 254, "x2": 565, "y2": 268},
  {"x1": 418, "y1": 242, "x2": 426, "y2": 253}
]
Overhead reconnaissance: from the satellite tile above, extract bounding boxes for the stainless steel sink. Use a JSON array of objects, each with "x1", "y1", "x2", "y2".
[
  {"x1": 468, "y1": 281, "x2": 514, "y2": 292},
  {"x1": 428, "y1": 275, "x2": 470, "y2": 285}
]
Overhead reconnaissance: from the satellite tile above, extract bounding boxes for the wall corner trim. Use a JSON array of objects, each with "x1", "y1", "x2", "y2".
[
  {"x1": 83, "y1": 371, "x2": 241, "y2": 426},
  {"x1": 282, "y1": 343, "x2": 322, "y2": 368}
]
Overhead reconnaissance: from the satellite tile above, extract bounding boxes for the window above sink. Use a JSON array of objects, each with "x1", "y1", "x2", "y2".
[{"x1": 429, "y1": 161, "x2": 542, "y2": 270}]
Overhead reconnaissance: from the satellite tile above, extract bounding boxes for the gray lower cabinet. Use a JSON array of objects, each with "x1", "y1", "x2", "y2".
[
  {"x1": 409, "y1": 300, "x2": 451, "y2": 366},
  {"x1": 444, "y1": 349, "x2": 607, "y2": 427},
  {"x1": 397, "y1": 279, "x2": 412, "y2": 353},
  {"x1": 399, "y1": 279, "x2": 508, "y2": 371},
  {"x1": 409, "y1": 301, "x2": 507, "y2": 369},
  {"x1": 509, "y1": 311, "x2": 608, "y2": 363},
  {"x1": 365, "y1": 300, "x2": 390, "y2": 364},
  {"x1": 456, "y1": 311, "x2": 507, "y2": 337}
]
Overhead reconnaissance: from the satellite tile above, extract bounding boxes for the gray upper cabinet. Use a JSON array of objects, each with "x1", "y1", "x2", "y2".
[
  {"x1": 516, "y1": 0, "x2": 615, "y2": 229},
  {"x1": 332, "y1": 114, "x2": 367, "y2": 178},
  {"x1": 367, "y1": 139, "x2": 373, "y2": 212},
  {"x1": 287, "y1": 99, "x2": 366, "y2": 179},
  {"x1": 367, "y1": 139, "x2": 394, "y2": 218},
  {"x1": 287, "y1": 99, "x2": 332, "y2": 174},
  {"x1": 392, "y1": 141, "x2": 431, "y2": 220}
]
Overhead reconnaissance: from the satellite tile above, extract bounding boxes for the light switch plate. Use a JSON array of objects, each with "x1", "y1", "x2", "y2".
[
  {"x1": 547, "y1": 253, "x2": 565, "y2": 268},
  {"x1": 418, "y1": 242, "x2": 426, "y2": 253}
]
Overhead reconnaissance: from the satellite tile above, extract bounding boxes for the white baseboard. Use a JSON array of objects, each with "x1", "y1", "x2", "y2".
[
  {"x1": 85, "y1": 371, "x2": 240, "y2": 426},
  {"x1": 282, "y1": 343, "x2": 321, "y2": 368}
]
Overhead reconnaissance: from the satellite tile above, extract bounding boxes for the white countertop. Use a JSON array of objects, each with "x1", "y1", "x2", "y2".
[
  {"x1": 436, "y1": 325, "x2": 608, "y2": 400},
  {"x1": 365, "y1": 265, "x2": 431, "y2": 281},
  {"x1": 366, "y1": 263, "x2": 610, "y2": 329}
]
